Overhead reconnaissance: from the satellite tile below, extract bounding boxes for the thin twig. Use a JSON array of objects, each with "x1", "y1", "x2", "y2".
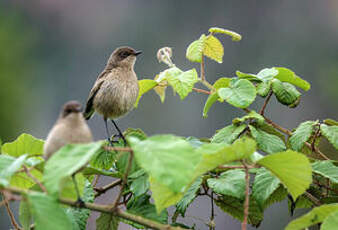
[
  {"x1": 1, "y1": 191, "x2": 21, "y2": 230},
  {"x1": 209, "y1": 192, "x2": 215, "y2": 230},
  {"x1": 23, "y1": 166, "x2": 47, "y2": 193},
  {"x1": 218, "y1": 165, "x2": 260, "y2": 170},
  {"x1": 2, "y1": 186, "x2": 184, "y2": 230},
  {"x1": 242, "y1": 161, "x2": 250, "y2": 230},
  {"x1": 94, "y1": 179, "x2": 122, "y2": 198},
  {"x1": 304, "y1": 191, "x2": 321, "y2": 206},
  {"x1": 111, "y1": 151, "x2": 134, "y2": 210},
  {"x1": 92, "y1": 175, "x2": 100, "y2": 188},
  {"x1": 192, "y1": 88, "x2": 211, "y2": 95},
  {"x1": 259, "y1": 90, "x2": 273, "y2": 115},
  {"x1": 201, "y1": 56, "x2": 205, "y2": 81}
]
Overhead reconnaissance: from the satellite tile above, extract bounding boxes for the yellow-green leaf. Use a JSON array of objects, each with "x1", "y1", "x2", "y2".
[
  {"x1": 186, "y1": 34, "x2": 206, "y2": 63},
  {"x1": 203, "y1": 35, "x2": 224, "y2": 63},
  {"x1": 208, "y1": 27, "x2": 242, "y2": 41},
  {"x1": 135, "y1": 79, "x2": 158, "y2": 107},
  {"x1": 257, "y1": 150, "x2": 312, "y2": 200}
]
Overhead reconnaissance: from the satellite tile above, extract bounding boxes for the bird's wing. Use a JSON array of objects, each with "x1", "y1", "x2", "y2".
[{"x1": 83, "y1": 70, "x2": 107, "y2": 120}]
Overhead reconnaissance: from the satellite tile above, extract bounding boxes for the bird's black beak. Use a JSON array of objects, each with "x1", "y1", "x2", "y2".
[{"x1": 135, "y1": 51, "x2": 142, "y2": 56}]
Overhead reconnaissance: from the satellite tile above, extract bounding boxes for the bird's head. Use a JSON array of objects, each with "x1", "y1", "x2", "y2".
[
  {"x1": 61, "y1": 101, "x2": 83, "y2": 119},
  {"x1": 107, "y1": 46, "x2": 142, "y2": 70}
]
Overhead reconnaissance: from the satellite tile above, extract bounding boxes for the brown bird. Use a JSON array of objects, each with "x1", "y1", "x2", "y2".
[
  {"x1": 84, "y1": 46, "x2": 141, "y2": 145},
  {"x1": 44, "y1": 101, "x2": 93, "y2": 160}
]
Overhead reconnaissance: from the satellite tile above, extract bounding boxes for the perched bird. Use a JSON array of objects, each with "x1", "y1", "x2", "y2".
[
  {"x1": 84, "y1": 46, "x2": 141, "y2": 145},
  {"x1": 44, "y1": 101, "x2": 93, "y2": 160}
]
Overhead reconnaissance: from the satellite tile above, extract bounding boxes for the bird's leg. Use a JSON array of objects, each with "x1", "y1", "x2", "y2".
[
  {"x1": 111, "y1": 119, "x2": 127, "y2": 146},
  {"x1": 72, "y1": 174, "x2": 85, "y2": 208},
  {"x1": 104, "y1": 118, "x2": 114, "y2": 146}
]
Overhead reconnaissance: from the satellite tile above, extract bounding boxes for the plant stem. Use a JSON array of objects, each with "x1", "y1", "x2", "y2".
[
  {"x1": 2, "y1": 186, "x2": 185, "y2": 230},
  {"x1": 94, "y1": 179, "x2": 122, "y2": 198},
  {"x1": 259, "y1": 90, "x2": 273, "y2": 115},
  {"x1": 209, "y1": 192, "x2": 215, "y2": 230},
  {"x1": 1, "y1": 191, "x2": 21, "y2": 230},
  {"x1": 304, "y1": 191, "x2": 321, "y2": 206},
  {"x1": 192, "y1": 87, "x2": 211, "y2": 95},
  {"x1": 23, "y1": 166, "x2": 47, "y2": 193},
  {"x1": 201, "y1": 56, "x2": 206, "y2": 82},
  {"x1": 242, "y1": 161, "x2": 250, "y2": 230},
  {"x1": 111, "y1": 151, "x2": 133, "y2": 210}
]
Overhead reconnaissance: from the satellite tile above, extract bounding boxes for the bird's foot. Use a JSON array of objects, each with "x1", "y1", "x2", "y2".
[{"x1": 112, "y1": 134, "x2": 127, "y2": 146}]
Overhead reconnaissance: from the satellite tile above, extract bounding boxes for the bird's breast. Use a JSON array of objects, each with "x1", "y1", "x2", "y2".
[{"x1": 94, "y1": 75, "x2": 139, "y2": 119}]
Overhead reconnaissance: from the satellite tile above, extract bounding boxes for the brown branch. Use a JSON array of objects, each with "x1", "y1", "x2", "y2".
[
  {"x1": 23, "y1": 166, "x2": 47, "y2": 193},
  {"x1": 241, "y1": 161, "x2": 250, "y2": 230},
  {"x1": 304, "y1": 191, "x2": 321, "y2": 206},
  {"x1": 94, "y1": 179, "x2": 122, "y2": 198},
  {"x1": 1, "y1": 191, "x2": 21, "y2": 230},
  {"x1": 111, "y1": 151, "x2": 134, "y2": 209},
  {"x1": 259, "y1": 90, "x2": 273, "y2": 115},
  {"x1": 218, "y1": 165, "x2": 260, "y2": 170},
  {"x1": 201, "y1": 55, "x2": 205, "y2": 81},
  {"x1": 192, "y1": 88, "x2": 211, "y2": 95},
  {"x1": 2, "y1": 186, "x2": 184, "y2": 230}
]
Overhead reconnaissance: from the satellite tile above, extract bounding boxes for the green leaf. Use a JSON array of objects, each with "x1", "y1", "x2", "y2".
[
  {"x1": 130, "y1": 174, "x2": 150, "y2": 197},
  {"x1": 207, "y1": 169, "x2": 245, "y2": 199},
  {"x1": 194, "y1": 137, "x2": 256, "y2": 177},
  {"x1": 249, "y1": 125, "x2": 286, "y2": 154},
  {"x1": 2, "y1": 133, "x2": 44, "y2": 157},
  {"x1": 149, "y1": 176, "x2": 184, "y2": 213},
  {"x1": 324, "y1": 119, "x2": 338, "y2": 126},
  {"x1": 59, "y1": 174, "x2": 86, "y2": 200},
  {"x1": 285, "y1": 204, "x2": 338, "y2": 230},
  {"x1": 236, "y1": 71, "x2": 259, "y2": 81},
  {"x1": 208, "y1": 27, "x2": 242, "y2": 41},
  {"x1": 66, "y1": 181, "x2": 94, "y2": 230},
  {"x1": 232, "y1": 111, "x2": 265, "y2": 126},
  {"x1": 129, "y1": 135, "x2": 199, "y2": 193},
  {"x1": 321, "y1": 124, "x2": 338, "y2": 149},
  {"x1": 96, "y1": 213, "x2": 119, "y2": 230},
  {"x1": 274, "y1": 67, "x2": 310, "y2": 91},
  {"x1": 256, "y1": 81, "x2": 271, "y2": 97},
  {"x1": 289, "y1": 121, "x2": 317, "y2": 151},
  {"x1": 153, "y1": 74, "x2": 167, "y2": 103},
  {"x1": 126, "y1": 194, "x2": 168, "y2": 228},
  {"x1": 203, "y1": 93, "x2": 219, "y2": 118},
  {"x1": 10, "y1": 168, "x2": 43, "y2": 189},
  {"x1": 271, "y1": 79, "x2": 301, "y2": 107},
  {"x1": 27, "y1": 192, "x2": 73, "y2": 230},
  {"x1": 186, "y1": 34, "x2": 206, "y2": 63},
  {"x1": 90, "y1": 147, "x2": 116, "y2": 170},
  {"x1": 135, "y1": 79, "x2": 158, "y2": 107},
  {"x1": 0, "y1": 154, "x2": 27, "y2": 186},
  {"x1": 213, "y1": 77, "x2": 231, "y2": 89},
  {"x1": 211, "y1": 124, "x2": 246, "y2": 144},
  {"x1": 257, "y1": 150, "x2": 312, "y2": 199},
  {"x1": 312, "y1": 161, "x2": 338, "y2": 183},
  {"x1": 43, "y1": 142, "x2": 103, "y2": 195},
  {"x1": 176, "y1": 177, "x2": 202, "y2": 216},
  {"x1": 166, "y1": 68, "x2": 199, "y2": 100},
  {"x1": 215, "y1": 195, "x2": 263, "y2": 227},
  {"x1": 256, "y1": 68, "x2": 279, "y2": 81},
  {"x1": 82, "y1": 166, "x2": 118, "y2": 177},
  {"x1": 252, "y1": 168, "x2": 281, "y2": 209},
  {"x1": 218, "y1": 79, "x2": 256, "y2": 108},
  {"x1": 321, "y1": 210, "x2": 338, "y2": 230},
  {"x1": 203, "y1": 35, "x2": 224, "y2": 63},
  {"x1": 19, "y1": 199, "x2": 32, "y2": 230}
]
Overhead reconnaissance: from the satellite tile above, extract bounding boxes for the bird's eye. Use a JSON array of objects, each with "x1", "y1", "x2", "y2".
[{"x1": 120, "y1": 51, "x2": 129, "y2": 58}]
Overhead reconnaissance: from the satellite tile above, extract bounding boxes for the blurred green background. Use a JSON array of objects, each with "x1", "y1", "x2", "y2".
[{"x1": 1, "y1": 0, "x2": 338, "y2": 229}]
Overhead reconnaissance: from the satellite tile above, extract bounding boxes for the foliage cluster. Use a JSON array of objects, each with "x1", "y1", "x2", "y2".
[{"x1": 1, "y1": 26, "x2": 338, "y2": 230}]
